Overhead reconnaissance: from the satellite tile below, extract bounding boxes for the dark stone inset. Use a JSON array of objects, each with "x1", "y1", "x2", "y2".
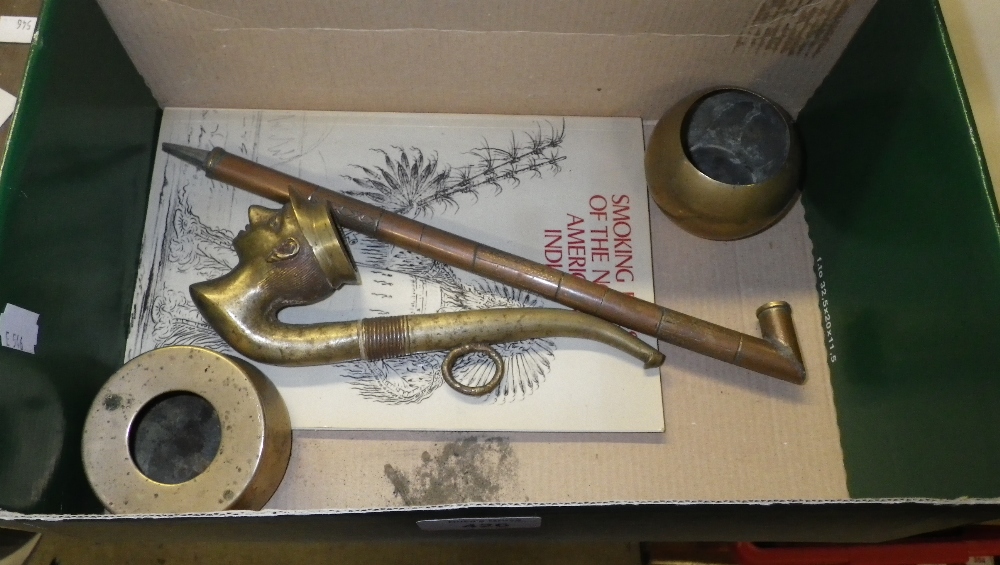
[
  {"x1": 130, "y1": 392, "x2": 221, "y2": 485},
  {"x1": 683, "y1": 90, "x2": 790, "y2": 186}
]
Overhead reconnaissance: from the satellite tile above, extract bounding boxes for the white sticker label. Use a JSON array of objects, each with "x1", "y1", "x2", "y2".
[
  {"x1": 417, "y1": 517, "x2": 542, "y2": 531},
  {"x1": 0, "y1": 304, "x2": 39, "y2": 353},
  {"x1": 0, "y1": 16, "x2": 36, "y2": 43},
  {"x1": 0, "y1": 87, "x2": 15, "y2": 128}
]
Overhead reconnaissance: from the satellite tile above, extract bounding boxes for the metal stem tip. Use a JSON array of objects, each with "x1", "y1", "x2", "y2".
[{"x1": 162, "y1": 143, "x2": 210, "y2": 169}]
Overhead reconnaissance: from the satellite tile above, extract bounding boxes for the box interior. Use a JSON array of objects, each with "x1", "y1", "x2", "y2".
[{"x1": 1, "y1": 0, "x2": 999, "y2": 528}]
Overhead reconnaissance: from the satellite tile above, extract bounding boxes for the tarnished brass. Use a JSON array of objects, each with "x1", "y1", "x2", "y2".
[
  {"x1": 645, "y1": 88, "x2": 802, "y2": 241},
  {"x1": 442, "y1": 344, "x2": 505, "y2": 397},
  {"x1": 188, "y1": 192, "x2": 665, "y2": 394},
  {"x1": 163, "y1": 143, "x2": 806, "y2": 384},
  {"x1": 82, "y1": 346, "x2": 291, "y2": 514}
]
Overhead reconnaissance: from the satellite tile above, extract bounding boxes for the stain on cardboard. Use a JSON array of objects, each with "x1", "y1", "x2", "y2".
[
  {"x1": 384, "y1": 437, "x2": 518, "y2": 505},
  {"x1": 736, "y1": 0, "x2": 853, "y2": 58}
]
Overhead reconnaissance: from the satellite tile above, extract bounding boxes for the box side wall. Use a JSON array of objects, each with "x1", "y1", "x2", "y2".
[
  {"x1": 799, "y1": 0, "x2": 1000, "y2": 498},
  {"x1": 95, "y1": 0, "x2": 874, "y2": 119},
  {"x1": 0, "y1": 0, "x2": 160, "y2": 513}
]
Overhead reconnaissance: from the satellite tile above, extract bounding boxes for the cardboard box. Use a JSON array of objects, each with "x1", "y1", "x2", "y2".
[{"x1": 2, "y1": 0, "x2": 1000, "y2": 542}]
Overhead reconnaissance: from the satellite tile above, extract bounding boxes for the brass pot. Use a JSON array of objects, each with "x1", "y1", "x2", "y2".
[
  {"x1": 645, "y1": 87, "x2": 802, "y2": 241},
  {"x1": 82, "y1": 346, "x2": 291, "y2": 514}
]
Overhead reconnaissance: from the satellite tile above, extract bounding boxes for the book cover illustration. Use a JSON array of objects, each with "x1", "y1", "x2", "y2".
[{"x1": 127, "y1": 109, "x2": 664, "y2": 432}]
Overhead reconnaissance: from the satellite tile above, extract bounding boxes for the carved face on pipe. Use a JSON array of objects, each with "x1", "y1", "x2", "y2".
[
  {"x1": 230, "y1": 203, "x2": 335, "y2": 306},
  {"x1": 234, "y1": 204, "x2": 302, "y2": 265}
]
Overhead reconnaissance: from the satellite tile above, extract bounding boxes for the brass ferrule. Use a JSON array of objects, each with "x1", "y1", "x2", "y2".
[{"x1": 358, "y1": 316, "x2": 411, "y2": 360}]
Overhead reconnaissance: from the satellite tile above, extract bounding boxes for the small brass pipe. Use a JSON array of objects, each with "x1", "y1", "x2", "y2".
[
  {"x1": 164, "y1": 143, "x2": 806, "y2": 384},
  {"x1": 756, "y1": 301, "x2": 803, "y2": 368}
]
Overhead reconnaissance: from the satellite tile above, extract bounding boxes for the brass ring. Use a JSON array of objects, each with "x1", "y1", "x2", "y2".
[
  {"x1": 82, "y1": 346, "x2": 291, "y2": 514},
  {"x1": 441, "y1": 344, "x2": 505, "y2": 397}
]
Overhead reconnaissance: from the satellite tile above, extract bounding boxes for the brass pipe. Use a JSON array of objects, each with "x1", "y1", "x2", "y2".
[
  {"x1": 164, "y1": 143, "x2": 806, "y2": 384},
  {"x1": 188, "y1": 192, "x2": 663, "y2": 396},
  {"x1": 195, "y1": 300, "x2": 664, "y2": 370}
]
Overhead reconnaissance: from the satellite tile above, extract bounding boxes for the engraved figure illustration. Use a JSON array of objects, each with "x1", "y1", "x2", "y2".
[{"x1": 138, "y1": 116, "x2": 568, "y2": 405}]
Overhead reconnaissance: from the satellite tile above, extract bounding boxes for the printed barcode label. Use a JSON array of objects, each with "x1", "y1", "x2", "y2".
[
  {"x1": 417, "y1": 517, "x2": 542, "y2": 531},
  {"x1": 0, "y1": 16, "x2": 36, "y2": 43}
]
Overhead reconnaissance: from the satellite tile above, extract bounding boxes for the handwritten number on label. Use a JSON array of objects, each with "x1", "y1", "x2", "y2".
[
  {"x1": 0, "y1": 16, "x2": 37, "y2": 43},
  {"x1": 5, "y1": 331, "x2": 24, "y2": 351},
  {"x1": 0, "y1": 304, "x2": 40, "y2": 353}
]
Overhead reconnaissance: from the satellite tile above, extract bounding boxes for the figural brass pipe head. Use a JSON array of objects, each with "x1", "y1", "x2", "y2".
[
  {"x1": 645, "y1": 87, "x2": 803, "y2": 241},
  {"x1": 189, "y1": 192, "x2": 361, "y2": 368},
  {"x1": 207, "y1": 189, "x2": 360, "y2": 310}
]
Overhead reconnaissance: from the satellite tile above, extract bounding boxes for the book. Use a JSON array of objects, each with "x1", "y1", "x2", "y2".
[{"x1": 126, "y1": 109, "x2": 663, "y2": 432}]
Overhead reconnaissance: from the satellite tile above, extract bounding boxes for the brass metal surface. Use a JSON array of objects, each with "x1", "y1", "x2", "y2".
[
  {"x1": 187, "y1": 194, "x2": 664, "y2": 395},
  {"x1": 163, "y1": 143, "x2": 805, "y2": 384},
  {"x1": 287, "y1": 189, "x2": 360, "y2": 288},
  {"x1": 441, "y1": 344, "x2": 505, "y2": 397},
  {"x1": 81, "y1": 346, "x2": 291, "y2": 514},
  {"x1": 645, "y1": 88, "x2": 802, "y2": 241}
]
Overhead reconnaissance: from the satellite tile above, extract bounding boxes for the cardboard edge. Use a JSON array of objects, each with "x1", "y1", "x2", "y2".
[
  {"x1": 4, "y1": 497, "x2": 1000, "y2": 523},
  {"x1": 935, "y1": 0, "x2": 1000, "y2": 223}
]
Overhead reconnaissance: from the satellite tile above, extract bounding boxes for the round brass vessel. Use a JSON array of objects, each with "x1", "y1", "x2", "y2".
[
  {"x1": 645, "y1": 88, "x2": 802, "y2": 240},
  {"x1": 82, "y1": 346, "x2": 291, "y2": 514}
]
